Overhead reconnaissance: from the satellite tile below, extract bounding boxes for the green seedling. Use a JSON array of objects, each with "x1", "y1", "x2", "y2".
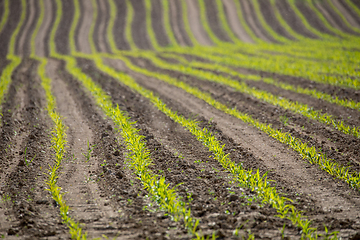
[
  {"x1": 82, "y1": 140, "x2": 96, "y2": 162},
  {"x1": 279, "y1": 115, "x2": 289, "y2": 126},
  {"x1": 24, "y1": 147, "x2": 36, "y2": 167}
]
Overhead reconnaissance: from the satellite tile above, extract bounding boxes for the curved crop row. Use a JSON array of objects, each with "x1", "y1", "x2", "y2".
[
  {"x1": 160, "y1": 52, "x2": 360, "y2": 112},
  {"x1": 158, "y1": 0, "x2": 360, "y2": 90},
  {"x1": 108, "y1": 51, "x2": 360, "y2": 191},
  {"x1": 96, "y1": 52, "x2": 321, "y2": 239},
  {"x1": 0, "y1": 0, "x2": 25, "y2": 119},
  {"x1": 117, "y1": 0, "x2": 360, "y2": 190},
  {"x1": 0, "y1": 0, "x2": 9, "y2": 33},
  {"x1": 32, "y1": 1, "x2": 87, "y2": 238},
  {"x1": 66, "y1": 0, "x2": 202, "y2": 236},
  {"x1": 132, "y1": 51, "x2": 360, "y2": 138}
]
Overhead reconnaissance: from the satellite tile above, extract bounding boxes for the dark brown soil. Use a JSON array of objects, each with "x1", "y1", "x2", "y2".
[
  {"x1": 295, "y1": 0, "x2": 336, "y2": 36},
  {"x1": 98, "y1": 55, "x2": 360, "y2": 238},
  {"x1": 0, "y1": 0, "x2": 21, "y2": 58},
  {"x1": 169, "y1": 0, "x2": 191, "y2": 46},
  {"x1": 130, "y1": 0, "x2": 152, "y2": 50},
  {"x1": 151, "y1": 0, "x2": 170, "y2": 47},
  {"x1": 112, "y1": 0, "x2": 130, "y2": 50},
  {"x1": 204, "y1": 0, "x2": 232, "y2": 43},
  {"x1": 77, "y1": 57, "x2": 315, "y2": 239},
  {"x1": 276, "y1": 0, "x2": 318, "y2": 39},
  {"x1": 258, "y1": 0, "x2": 295, "y2": 40},
  {"x1": 240, "y1": 0, "x2": 277, "y2": 42},
  {"x1": 0, "y1": 59, "x2": 68, "y2": 238},
  {"x1": 317, "y1": 0, "x2": 358, "y2": 35},
  {"x1": 2, "y1": 0, "x2": 360, "y2": 239}
]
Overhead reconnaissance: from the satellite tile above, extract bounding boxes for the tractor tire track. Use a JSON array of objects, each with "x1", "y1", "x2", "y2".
[{"x1": 56, "y1": 59, "x2": 189, "y2": 239}]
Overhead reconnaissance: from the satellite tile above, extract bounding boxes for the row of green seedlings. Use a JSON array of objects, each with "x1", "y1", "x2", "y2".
[
  {"x1": 91, "y1": 52, "x2": 340, "y2": 239},
  {"x1": 171, "y1": 0, "x2": 360, "y2": 90},
  {"x1": 50, "y1": 0, "x2": 200, "y2": 235},
  {"x1": 141, "y1": 0, "x2": 360, "y2": 115},
  {"x1": 55, "y1": 52, "x2": 201, "y2": 237},
  {"x1": 32, "y1": 0, "x2": 88, "y2": 238},
  {"x1": 136, "y1": 0, "x2": 359, "y2": 88},
  {"x1": 0, "y1": 0, "x2": 25, "y2": 124},
  {"x1": 143, "y1": 0, "x2": 359, "y2": 113},
  {"x1": 0, "y1": 0, "x2": 9, "y2": 32},
  {"x1": 126, "y1": 51, "x2": 360, "y2": 138},
  {"x1": 216, "y1": 0, "x2": 360, "y2": 76},
  {"x1": 67, "y1": 0, "x2": 338, "y2": 236},
  {"x1": 34, "y1": 56, "x2": 87, "y2": 239},
  {"x1": 104, "y1": 53, "x2": 360, "y2": 192},
  {"x1": 159, "y1": 52, "x2": 360, "y2": 112},
  {"x1": 106, "y1": 0, "x2": 360, "y2": 190}
]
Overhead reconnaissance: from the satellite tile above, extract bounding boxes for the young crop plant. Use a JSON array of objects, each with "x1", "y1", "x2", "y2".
[
  {"x1": 57, "y1": 3, "x2": 202, "y2": 232},
  {"x1": 94, "y1": 53, "x2": 337, "y2": 239},
  {"x1": 30, "y1": 1, "x2": 87, "y2": 239},
  {"x1": 35, "y1": 56, "x2": 87, "y2": 240},
  {"x1": 160, "y1": 52, "x2": 360, "y2": 112},
  {"x1": 127, "y1": 51, "x2": 360, "y2": 138},
  {"x1": 108, "y1": 53, "x2": 360, "y2": 192},
  {"x1": 0, "y1": 0, "x2": 25, "y2": 122},
  {"x1": 23, "y1": 147, "x2": 36, "y2": 167},
  {"x1": 82, "y1": 140, "x2": 96, "y2": 163},
  {"x1": 0, "y1": 0, "x2": 9, "y2": 33}
]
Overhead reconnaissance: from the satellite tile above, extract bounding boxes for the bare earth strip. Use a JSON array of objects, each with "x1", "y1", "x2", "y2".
[
  {"x1": 185, "y1": 0, "x2": 213, "y2": 46},
  {"x1": 78, "y1": 0, "x2": 93, "y2": 54},
  {"x1": 314, "y1": 2, "x2": 347, "y2": 33},
  {"x1": 103, "y1": 57, "x2": 360, "y2": 238},
  {"x1": 35, "y1": 0, "x2": 52, "y2": 57},
  {"x1": 1, "y1": 60, "x2": 68, "y2": 239},
  {"x1": 17, "y1": 0, "x2": 35, "y2": 57},
  {"x1": 239, "y1": 0, "x2": 272, "y2": 42},
  {"x1": 168, "y1": 0, "x2": 187, "y2": 46},
  {"x1": 97, "y1": 0, "x2": 109, "y2": 53},
  {"x1": 222, "y1": 0, "x2": 254, "y2": 43},
  {"x1": 331, "y1": 0, "x2": 360, "y2": 28},
  {"x1": 46, "y1": 59, "x2": 120, "y2": 238}
]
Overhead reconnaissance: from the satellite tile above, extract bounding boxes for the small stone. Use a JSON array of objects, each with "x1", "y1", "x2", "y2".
[
  {"x1": 229, "y1": 194, "x2": 238, "y2": 202},
  {"x1": 36, "y1": 200, "x2": 49, "y2": 205},
  {"x1": 8, "y1": 228, "x2": 18, "y2": 235}
]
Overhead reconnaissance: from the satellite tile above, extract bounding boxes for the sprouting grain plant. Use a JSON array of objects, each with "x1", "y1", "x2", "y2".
[
  {"x1": 82, "y1": 140, "x2": 96, "y2": 162},
  {"x1": 24, "y1": 146, "x2": 36, "y2": 167}
]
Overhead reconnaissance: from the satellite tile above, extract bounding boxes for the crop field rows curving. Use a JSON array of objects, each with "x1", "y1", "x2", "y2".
[{"x1": 0, "y1": 0, "x2": 359, "y2": 239}]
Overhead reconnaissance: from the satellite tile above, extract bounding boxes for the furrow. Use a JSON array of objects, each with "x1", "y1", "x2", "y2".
[
  {"x1": 130, "y1": 52, "x2": 360, "y2": 138},
  {"x1": 100, "y1": 54, "x2": 360, "y2": 238}
]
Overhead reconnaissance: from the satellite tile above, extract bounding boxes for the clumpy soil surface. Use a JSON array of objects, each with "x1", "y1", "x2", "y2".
[{"x1": 1, "y1": 0, "x2": 360, "y2": 239}]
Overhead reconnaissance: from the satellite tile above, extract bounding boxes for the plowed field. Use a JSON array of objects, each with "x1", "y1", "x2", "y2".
[{"x1": 0, "y1": 0, "x2": 360, "y2": 239}]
